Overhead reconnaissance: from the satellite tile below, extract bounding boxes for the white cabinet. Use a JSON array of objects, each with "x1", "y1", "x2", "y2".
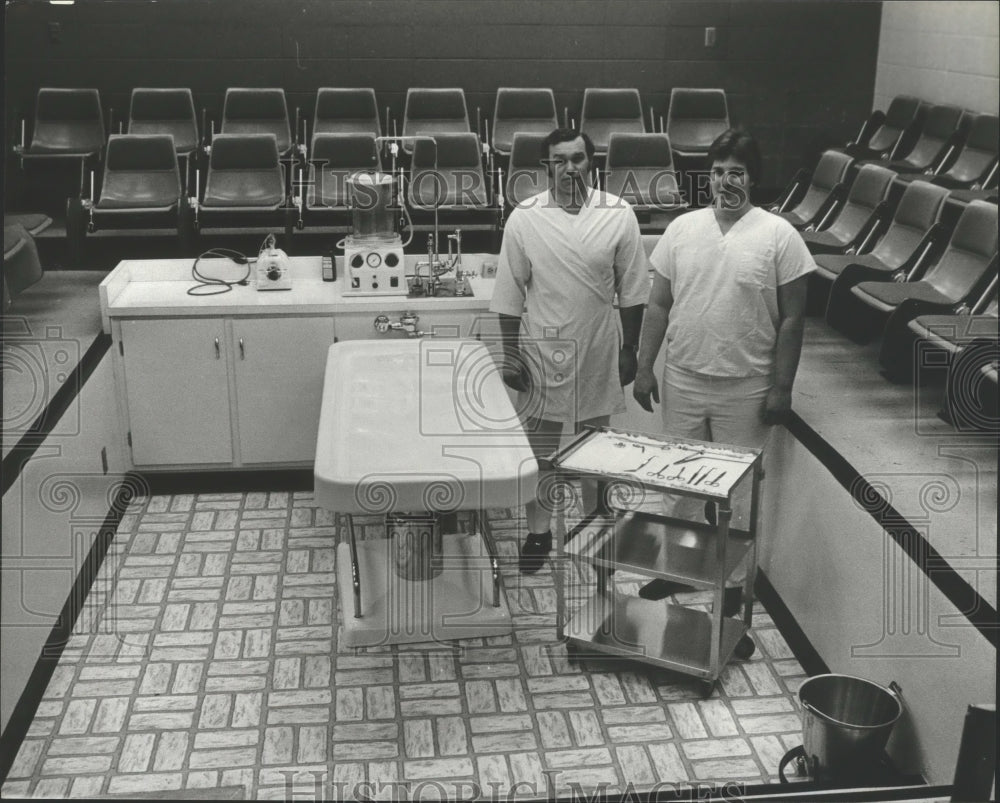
[
  {"x1": 233, "y1": 317, "x2": 335, "y2": 464},
  {"x1": 121, "y1": 317, "x2": 233, "y2": 466},
  {"x1": 117, "y1": 316, "x2": 335, "y2": 468}
]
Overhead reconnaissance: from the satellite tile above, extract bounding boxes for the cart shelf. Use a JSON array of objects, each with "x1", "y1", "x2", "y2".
[
  {"x1": 565, "y1": 510, "x2": 753, "y2": 590},
  {"x1": 565, "y1": 591, "x2": 749, "y2": 678}
]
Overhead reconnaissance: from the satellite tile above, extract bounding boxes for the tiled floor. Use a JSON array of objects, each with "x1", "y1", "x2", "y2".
[{"x1": 3, "y1": 490, "x2": 810, "y2": 800}]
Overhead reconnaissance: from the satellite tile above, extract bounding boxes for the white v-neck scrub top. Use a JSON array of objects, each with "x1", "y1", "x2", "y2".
[
  {"x1": 649, "y1": 206, "x2": 815, "y2": 378},
  {"x1": 490, "y1": 189, "x2": 651, "y2": 423}
]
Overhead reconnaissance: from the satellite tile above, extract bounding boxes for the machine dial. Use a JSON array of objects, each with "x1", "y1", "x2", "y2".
[
  {"x1": 366, "y1": 252, "x2": 382, "y2": 268},
  {"x1": 384, "y1": 252, "x2": 399, "y2": 268}
]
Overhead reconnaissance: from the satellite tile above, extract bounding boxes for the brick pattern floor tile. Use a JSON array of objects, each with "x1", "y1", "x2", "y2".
[{"x1": 2, "y1": 490, "x2": 809, "y2": 800}]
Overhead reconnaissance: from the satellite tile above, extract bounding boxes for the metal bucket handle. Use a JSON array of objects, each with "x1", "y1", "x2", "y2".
[{"x1": 780, "y1": 680, "x2": 903, "y2": 783}]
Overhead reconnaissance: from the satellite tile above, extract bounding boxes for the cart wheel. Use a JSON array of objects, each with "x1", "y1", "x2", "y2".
[
  {"x1": 700, "y1": 680, "x2": 715, "y2": 699},
  {"x1": 735, "y1": 634, "x2": 756, "y2": 660}
]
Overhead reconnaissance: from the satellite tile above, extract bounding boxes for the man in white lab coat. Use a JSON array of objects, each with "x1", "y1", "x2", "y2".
[{"x1": 490, "y1": 128, "x2": 650, "y2": 573}]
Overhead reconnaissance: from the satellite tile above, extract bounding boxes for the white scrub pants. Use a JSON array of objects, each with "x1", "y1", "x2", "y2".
[{"x1": 660, "y1": 363, "x2": 773, "y2": 548}]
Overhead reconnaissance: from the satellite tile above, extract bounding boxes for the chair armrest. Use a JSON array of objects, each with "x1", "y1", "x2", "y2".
[
  {"x1": 900, "y1": 222, "x2": 948, "y2": 281},
  {"x1": 807, "y1": 183, "x2": 848, "y2": 231},
  {"x1": 772, "y1": 167, "x2": 810, "y2": 213}
]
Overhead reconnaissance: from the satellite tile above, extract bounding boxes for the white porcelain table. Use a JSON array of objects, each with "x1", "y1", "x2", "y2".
[{"x1": 314, "y1": 338, "x2": 538, "y2": 647}]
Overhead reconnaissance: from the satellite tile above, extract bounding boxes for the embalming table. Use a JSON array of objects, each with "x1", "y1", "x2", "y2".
[{"x1": 314, "y1": 339, "x2": 538, "y2": 647}]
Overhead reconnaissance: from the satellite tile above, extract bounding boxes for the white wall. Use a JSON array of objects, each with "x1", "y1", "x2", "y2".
[{"x1": 874, "y1": 0, "x2": 999, "y2": 114}]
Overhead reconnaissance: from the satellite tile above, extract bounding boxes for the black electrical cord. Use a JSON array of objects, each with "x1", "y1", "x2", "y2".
[{"x1": 187, "y1": 248, "x2": 253, "y2": 296}]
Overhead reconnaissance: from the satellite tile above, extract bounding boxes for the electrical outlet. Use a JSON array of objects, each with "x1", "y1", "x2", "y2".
[
  {"x1": 704, "y1": 26, "x2": 716, "y2": 48},
  {"x1": 481, "y1": 260, "x2": 497, "y2": 278}
]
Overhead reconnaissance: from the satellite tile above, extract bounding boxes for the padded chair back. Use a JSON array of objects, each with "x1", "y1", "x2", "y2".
[
  {"x1": 409, "y1": 133, "x2": 487, "y2": 208},
  {"x1": 922, "y1": 200, "x2": 999, "y2": 301},
  {"x1": 28, "y1": 88, "x2": 105, "y2": 155},
  {"x1": 492, "y1": 88, "x2": 558, "y2": 155},
  {"x1": 870, "y1": 180, "x2": 950, "y2": 268},
  {"x1": 506, "y1": 132, "x2": 549, "y2": 207},
  {"x1": 789, "y1": 151, "x2": 853, "y2": 223},
  {"x1": 605, "y1": 133, "x2": 683, "y2": 208},
  {"x1": 824, "y1": 164, "x2": 894, "y2": 244},
  {"x1": 128, "y1": 88, "x2": 199, "y2": 154},
  {"x1": 97, "y1": 135, "x2": 181, "y2": 210},
  {"x1": 308, "y1": 134, "x2": 381, "y2": 208},
  {"x1": 221, "y1": 88, "x2": 291, "y2": 154},
  {"x1": 580, "y1": 88, "x2": 645, "y2": 155},
  {"x1": 666, "y1": 88, "x2": 729, "y2": 155},
  {"x1": 3, "y1": 224, "x2": 44, "y2": 297},
  {"x1": 203, "y1": 133, "x2": 284, "y2": 208},
  {"x1": 312, "y1": 88, "x2": 381, "y2": 138},
  {"x1": 940, "y1": 113, "x2": 999, "y2": 186},
  {"x1": 898, "y1": 104, "x2": 964, "y2": 170},
  {"x1": 402, "y1": 89, "x2": 470, "y2": 149},
  {"x1": 868, "y1": 95, "x2": 922, "y2": 154}
]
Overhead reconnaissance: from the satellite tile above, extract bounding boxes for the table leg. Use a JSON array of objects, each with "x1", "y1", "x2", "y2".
[
  {"x1": 344, "y1": 513, "x2": 362, "y2": 619},
  {"x1": 475, "y1": 510, "x2": 501, "y2": 608}
]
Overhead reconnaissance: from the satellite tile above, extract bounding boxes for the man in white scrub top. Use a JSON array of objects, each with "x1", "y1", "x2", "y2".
[
  {"x1": 633, "y1": 127, "x2": 815, "y2": 605},
  {"x1": 490, "y1": 128, "x2": 650, "y2": 573}
]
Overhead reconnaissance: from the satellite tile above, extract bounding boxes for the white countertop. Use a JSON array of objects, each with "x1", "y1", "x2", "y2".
[{"x1": 99, "y1": 255, "x2": 498, "y2": 333}]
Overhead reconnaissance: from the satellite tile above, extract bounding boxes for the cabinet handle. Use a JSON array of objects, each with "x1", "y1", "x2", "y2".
[
  {"x1": 239, "y1": 337, "x2": 245, "y2": 359},
  {"x1": 214, "y1": 337, "x2": 220, "y2": 359}
]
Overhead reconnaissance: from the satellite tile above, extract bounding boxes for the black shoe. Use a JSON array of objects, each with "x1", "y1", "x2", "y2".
[
  {"x1": 704, "y1": 501, "x2": 717, "y2": 527},
  {"x1": 519, "y1": 531, "x2": 552, "y2": 574},
  {"x1": 638, "y1": 579, "x2": 695, "y2": 601},
  {"x1": 723, "y1": 586, "x2": 743, "y2": 617}
]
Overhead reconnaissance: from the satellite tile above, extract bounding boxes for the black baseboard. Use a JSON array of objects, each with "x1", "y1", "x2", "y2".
[{"x1": 755, "y1": 569, "x2": 830, "y2": 677}]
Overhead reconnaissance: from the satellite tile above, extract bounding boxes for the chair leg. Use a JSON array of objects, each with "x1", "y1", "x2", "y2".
[{"x1": 65, "y1": 196, "x2": 87, "y2": 267}]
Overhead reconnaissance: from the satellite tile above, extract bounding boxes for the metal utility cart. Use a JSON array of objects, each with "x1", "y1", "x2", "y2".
[{"x1": 551, "y1": 425, "x2": 762, "y2": 697}]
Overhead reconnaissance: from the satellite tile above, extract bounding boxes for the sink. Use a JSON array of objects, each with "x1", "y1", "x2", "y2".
[{"x1": 406, "y1": 277, "x2": 474, "y2": 299}]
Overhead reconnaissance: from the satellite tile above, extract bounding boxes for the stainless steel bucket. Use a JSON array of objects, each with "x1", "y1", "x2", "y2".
[{"x1": 779, "y1": 674, "x2": 903, "y2": 783}]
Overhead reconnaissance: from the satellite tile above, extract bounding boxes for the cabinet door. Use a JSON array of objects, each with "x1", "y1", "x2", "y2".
[
  {"x1": 121, "y1": 318, "x2": 233, "y2": 466},
  {"x1": 232, "y1": 317, "x2": 335, "y2": 464}
]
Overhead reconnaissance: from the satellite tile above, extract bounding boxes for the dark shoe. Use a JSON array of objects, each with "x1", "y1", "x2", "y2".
[
  {"x1": 638, "y1": 578, "x2": 695, "y2": 601},
  {"x1": 519, "y1": 531, "x2": 552, "y2": 574},
  {"x1": 723, "y1": 586, "x2": 743, "y2": 617},
  {"x1": 704, "y1": 501, "x2": 717, "y2": 527}
]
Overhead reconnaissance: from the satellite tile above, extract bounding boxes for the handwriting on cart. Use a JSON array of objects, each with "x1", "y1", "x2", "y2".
[{"x1": 560, "y1": 430, "x2": 754, "y2": 494}]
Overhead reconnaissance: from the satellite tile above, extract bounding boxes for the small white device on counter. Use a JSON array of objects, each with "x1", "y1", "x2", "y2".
[{"x1": 255, "y1": 233, "x2": 292, "y2": 291}]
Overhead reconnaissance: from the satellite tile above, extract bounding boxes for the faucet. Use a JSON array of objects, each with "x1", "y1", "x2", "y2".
[{"x1": 373, "y1": 312, "x2": 434, "y2": 338}]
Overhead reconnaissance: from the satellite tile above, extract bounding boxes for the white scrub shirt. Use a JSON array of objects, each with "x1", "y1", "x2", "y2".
[
  {"x1": 649, "y1": 206, "x2": 815, "y2": 377},
  {"x1": 490, "y1": 189, "x2": 650, "y2": 423}
]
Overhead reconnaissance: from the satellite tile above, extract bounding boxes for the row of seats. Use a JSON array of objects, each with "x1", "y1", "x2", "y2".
[
  {"x1": 772, "y1": 94, "x2": 998, "y2": 433},
  {"x1": 14, "y1": 85, "x2": 731, "y2": 164},
  {"x1": 64, "y1": 125, "x2": 697, "y2": 249}
]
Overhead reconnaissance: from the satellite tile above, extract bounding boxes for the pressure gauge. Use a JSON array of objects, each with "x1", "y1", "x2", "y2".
[{"x1": 366, "y1": 252, "x2": 382, "y2": 268}]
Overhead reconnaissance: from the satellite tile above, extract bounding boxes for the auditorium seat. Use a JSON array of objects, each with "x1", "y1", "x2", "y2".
[
  {"x1": 816, "y1": 180, "x2": 951, "y2": 283},
  {"x1": 878, "y1": 278, "x2": 997, "y2": 383},
  {"x1": 402, "y1": 89, "x2": 470, "y2": 153},
  {"x1": 127, "y1": 88, "x2": 199, "y2": 157},
  {"x1": 665, "y1": 88, "x2": 730, "y2": 158},
  {"x1": 819, "y1": 180, "x2": 951, "y2": 325},
  {"x1": 491, "y1": 88, "x2": 558, "y2": 156},
  {"x1": 220, "y1": 88, "x2": 293, "y2": 156},
  {"x1": 3, "y1": 224, "x2": 44, "y2": 298},
  {"x1": 801, "y1": 164, "x2": 894, "y2": 255},
  {"x1": 771, "y1": 150, "x2": 854, "y2": 229},
  {"x1": 2, "y1": 214, "x2": 52, "y2": 237},
  {"x1": 505, "y1": 132, "x2": 548, "y2": 209},
  {"x1": 66, "y1": 134, "x2": 184, "y2": 255},
  {"x1": 303, "y1": 133, "x2": 381, "y2": 221},
  {"x1": 835, "y1": 200, "x2": 998, "y2": 342},
  {"x1": 929, "y1": 113, "x2": 999, "y2": 191},
  {"x1": 311, "y1": 88, "x2": 381, "y2": 142},
  {"x1": 408, "y1": 133, "x2": 489, "y2": 211},
  {"x1": 193, "y1": 133, "x2": 291, "y2": 234},
  {"x1": 15, "y1": 88, "x2": 106, "y2": 202},
  {"x1": 604, "y1": 133, "x2": 685, "y2": 211},
  {"x1": 838, "y1": 95, "x2": 923, "y2": 161},
  {"x1": 579, "y1": 88, "x2": 645, "y2": 156},
  {"x1": 861, "y1": 104, "x2": 966, "y2": 175}
]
